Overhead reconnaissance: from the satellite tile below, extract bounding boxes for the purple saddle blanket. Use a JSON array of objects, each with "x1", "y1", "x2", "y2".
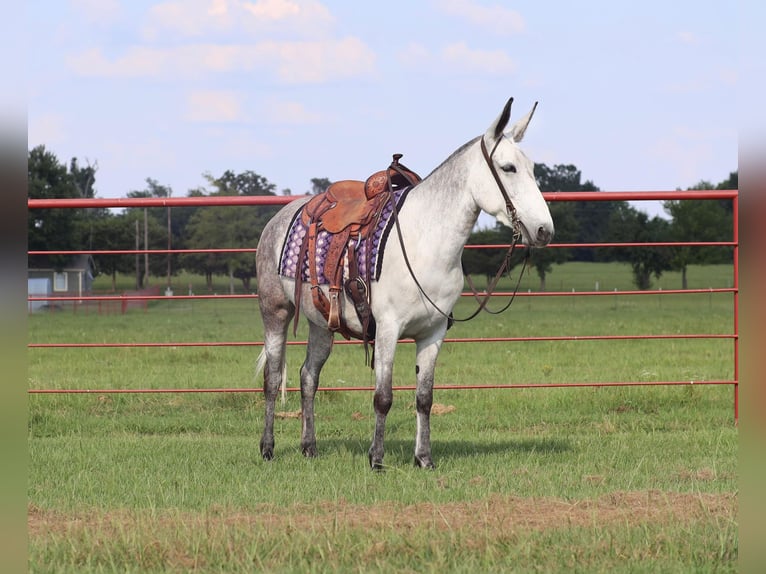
[{"x1": 278, "y1": 186, "x2": 412, "y2": 285}]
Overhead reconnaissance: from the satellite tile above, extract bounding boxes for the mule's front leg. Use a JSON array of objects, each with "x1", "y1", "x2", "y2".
[
  {"x1": 300, "y1": 323, "x2": 334, "y2": 457},
  {"x1": 369, "y1": 335, "x2": 396, "y2": 471},
  {"x1": 413, "y1": 334, "x2": 444, "y2": 469}
]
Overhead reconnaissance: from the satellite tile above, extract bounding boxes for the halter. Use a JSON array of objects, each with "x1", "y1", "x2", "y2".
[{"x1": 387, "y1": 141, "x2": 528, "y2": 325}]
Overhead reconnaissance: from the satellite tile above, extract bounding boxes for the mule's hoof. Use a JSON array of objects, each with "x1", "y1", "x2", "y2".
[
  {"x1": 260, "y1": 438, "x2": 274, "y2": 461},
  {"x1": 301, "y1": 444, "x2": 318, "y2": 458},
  {"x1": 368, "y1": 451, "x2": 385, "y2": 472},
  {"x1": 414, "y1": 456, "x2": 435, "y2": 469}
]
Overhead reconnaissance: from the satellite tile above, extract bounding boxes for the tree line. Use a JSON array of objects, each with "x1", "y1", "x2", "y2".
[
  {"x1": 464, "y1": 163, "x2": 736, "y2": 290},
  {"x1": 28, "y1": 145, "x2": 736, "y2": 292}
]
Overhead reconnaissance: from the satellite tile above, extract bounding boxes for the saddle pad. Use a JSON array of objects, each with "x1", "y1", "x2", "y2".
[{"x1": 278, "y1": 186, "x2": 412, "y2": 285}]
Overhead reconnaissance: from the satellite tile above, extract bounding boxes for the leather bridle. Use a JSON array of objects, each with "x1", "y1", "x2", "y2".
[
  {"x1": 387, "y1": 138, "x2": 529, "y2": 325},
  {"x1": 479, "y1": 136, "x2": 524, "y2": 245}
]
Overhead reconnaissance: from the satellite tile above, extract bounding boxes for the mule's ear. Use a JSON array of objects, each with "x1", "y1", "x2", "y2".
[
  {"x1": 485, "y1": 97, "x2": 514, "y2": 144},
  {"x1": 508, "y1": 101, "x2": 538, "y2": 143}
]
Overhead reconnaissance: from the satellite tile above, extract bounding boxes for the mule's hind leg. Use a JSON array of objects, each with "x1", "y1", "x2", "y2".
[
  {"x1": 259, "y1": 300, "x2": 293, "y2": 461},
  {"x1": 299, "y1": 322, "x2": 334, "y2": 457}
]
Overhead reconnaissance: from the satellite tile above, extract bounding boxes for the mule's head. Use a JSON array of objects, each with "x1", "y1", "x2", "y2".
[{"x1": 477, "y1": 98, "x2": 554, "y2": 247}]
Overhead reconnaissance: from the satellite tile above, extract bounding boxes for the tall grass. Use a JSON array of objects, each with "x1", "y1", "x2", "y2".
[{"x1": 28, "y1": 263, "x2": 737, "y2": 572}]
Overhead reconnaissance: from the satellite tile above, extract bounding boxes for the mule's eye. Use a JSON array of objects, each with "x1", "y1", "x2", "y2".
[{"x1": 501, "y1": 163, "x2": 517, "y2": 173}]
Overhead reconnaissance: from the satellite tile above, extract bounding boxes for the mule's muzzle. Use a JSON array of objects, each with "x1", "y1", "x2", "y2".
[
  {"x1": 535, "y1": 224, "x2": 553, "y2": 246},
  {"x1": 521, "y1": 222, "x2": 554, "y2": 247}
]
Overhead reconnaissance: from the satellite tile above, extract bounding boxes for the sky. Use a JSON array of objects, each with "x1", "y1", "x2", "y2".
[{"x1": 27, "y1": 0, "x2": 741, "y2": 226}]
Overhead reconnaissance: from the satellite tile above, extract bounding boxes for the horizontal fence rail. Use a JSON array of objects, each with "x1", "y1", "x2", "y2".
[
  {"x1": 27, "y1": 190, "x2": 739, "y2": 209},
  {"x1": 27, "y1": 190, "x2": 739, "y2": 421}
]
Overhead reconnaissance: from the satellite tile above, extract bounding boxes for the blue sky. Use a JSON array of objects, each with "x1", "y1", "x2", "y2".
[{"x1": 28, "y1": 1, "x2": 739, "y2": 224}]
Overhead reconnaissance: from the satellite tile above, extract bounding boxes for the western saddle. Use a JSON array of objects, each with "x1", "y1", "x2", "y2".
[{"x1": 292, "y1": 154, "x2": 421, "y2": 348}]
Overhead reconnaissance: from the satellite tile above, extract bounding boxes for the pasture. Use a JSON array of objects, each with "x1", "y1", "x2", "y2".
[{"x1": 28, "y1": 262, "x2": 738, "y2": 572}]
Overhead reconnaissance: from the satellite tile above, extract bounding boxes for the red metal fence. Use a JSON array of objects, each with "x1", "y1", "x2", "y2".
[{"x1": 27, "y1": 190, "x2": 739, "y2": 421}]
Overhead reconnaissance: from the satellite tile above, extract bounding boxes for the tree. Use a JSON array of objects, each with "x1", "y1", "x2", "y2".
[
  {"x1": 533, "y1": 163, "x2": 612, "y2": 263},
  {"x1": 182, "y1": 204, "x2": 234, "y2": 291},
  {"x1": 462, "y1": 228, "x2": 508, "y2": 281},
  {"x1": 530, "y1": 163, "x2": 592, "y2": 289},
  {"x1": 663, "y1": 175, "x2": 736, "y2": 288},
  {"x1": 716, "y1": 171, "x2": 738, "y2": 214},
  {"x1": 522, "y1": 202, "x2": 577, "y2": 291},
  {"x1": 88, "y1": 212, "x2": 139, "y2": 291},
  {"x1": 464, "y1": 161, "x2": 601, "y2": 290},
  {"x1": 310, "y1": 177, "x2": 332, "y2": 195},
  {"x1": 28, "y1": 146, "x2": 104, "y2": 270},
  {"x1": 124, "y1": 178, "x2": 175, "y2": 287},
  {"x1": 69, "y1": 157, "x2": 97, "y2": 199},
  {"x1": 182, "y1": 170, "x2": 280, "y2": 292},
  {"x1": 607, "y1": 204, "x2": 673, "y2": 289}
]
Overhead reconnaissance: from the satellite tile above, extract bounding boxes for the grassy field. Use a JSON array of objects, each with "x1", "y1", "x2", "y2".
[{"x1": 28, "y1": 262, "x2": 738, "y2": 572}]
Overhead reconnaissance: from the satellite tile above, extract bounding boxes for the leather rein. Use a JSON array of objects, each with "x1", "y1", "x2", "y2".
[{"x1": 387, "y1": 137, "x2": 529, "y2": 325}]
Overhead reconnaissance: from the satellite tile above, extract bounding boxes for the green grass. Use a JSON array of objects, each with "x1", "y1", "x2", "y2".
[{"x1": 28, "y1": 262, "x2": 738, "y2": 572}]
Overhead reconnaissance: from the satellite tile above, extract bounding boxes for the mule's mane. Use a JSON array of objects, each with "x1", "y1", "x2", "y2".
[{"x1": 423, "y1": 136, "x2": 481, "y2": 180}]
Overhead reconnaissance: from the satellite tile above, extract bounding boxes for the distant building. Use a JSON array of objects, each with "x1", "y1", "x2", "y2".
[{"x1": 27, "y1": 255, "x2": 96, "y2": 311}]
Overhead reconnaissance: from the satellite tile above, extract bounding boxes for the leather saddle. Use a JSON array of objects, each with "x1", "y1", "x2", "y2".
[
  {"x1": 292, "y1": 154, "x2": 421, "y2": 351},
  {"x1": 301, "y1": 163, "x2": 418, "y2": 236}
]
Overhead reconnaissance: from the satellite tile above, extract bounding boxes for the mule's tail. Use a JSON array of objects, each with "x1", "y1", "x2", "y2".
[{"x1": 254, "y1": 348, "x2": 288, "y2": 405}]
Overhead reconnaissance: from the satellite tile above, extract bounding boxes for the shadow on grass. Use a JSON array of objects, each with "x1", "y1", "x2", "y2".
[{"x1": 317, "y1": 436, "x2": 573, "y2": 465}]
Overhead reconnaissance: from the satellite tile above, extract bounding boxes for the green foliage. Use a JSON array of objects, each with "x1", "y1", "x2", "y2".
[
  {"x1": 86, "y1": 212, "x2": 137, "y2": 289},
  {"x1": 605, "y1": 204, "x2": 674, "y2": 289},
  {"x1": 310, "y1": 177, "x2": 332, "y2": 195},
  {"x1": 534, "y1": 163, "x2": 614, "y2": 263},
  {"x1": 182, "y1": 170, "x2": 280, "y2": 292},
  {"x1": 27, "y1": 146, "x2": 104, "y2": 270},
  {"x1": 662, "y1": 176, "x2": 736, "y2": 289},
  {"x1": 462, "y1": 229, "x2": 509, "y2": 278},
  {"x1": 465, "y1": 165, "x2": 737, "y2": 291},
  {"x1": 500, "y1": 222, "x2": 568, "y2": 292}
]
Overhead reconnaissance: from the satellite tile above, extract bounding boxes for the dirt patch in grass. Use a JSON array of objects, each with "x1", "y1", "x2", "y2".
[
  {"x1": 29, "y1": 490, "x2": 736, "y2": 539},
  {"x1": 430, "y1": 403, "x2": 456, "y2": 415}
]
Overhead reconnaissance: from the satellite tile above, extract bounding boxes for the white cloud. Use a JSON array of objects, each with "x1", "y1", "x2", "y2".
[
  {"x1": 67, "y1": 38, "x2": 376, "y2": 83},
  {"x1": 396, "y1": 41, "x2": 516, "y2": 77},
  {"x1": 143, "y1": 0, "x2": 232, "y2": 39},
  {"x1": 436, "y1": 0, "x2": 525, "y2": 35},
  {"x1": 67, "y1": 46, "x2": 167, "y2": 77},
  {"x1": 266, "y1": 37, "x2": 375, "y2": 83},
  {"x1": 142, "y1": 0, "x2": 334, "y2": 39},
  {"x1": 442, "y1": 42, "x2": 516, "y2": 75},
  {"x1": 208, "y1": 0, "x2": 229, "y2": 17},
  {"x1": 68, "y1": 1, "x2": 365, "y2": 85},
  {"x1": 242, "y1": 0, "x2": 303, "y2": 21},
  {"x1": 185, "y1": 90, "x2": 245, "y2": 122}
]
